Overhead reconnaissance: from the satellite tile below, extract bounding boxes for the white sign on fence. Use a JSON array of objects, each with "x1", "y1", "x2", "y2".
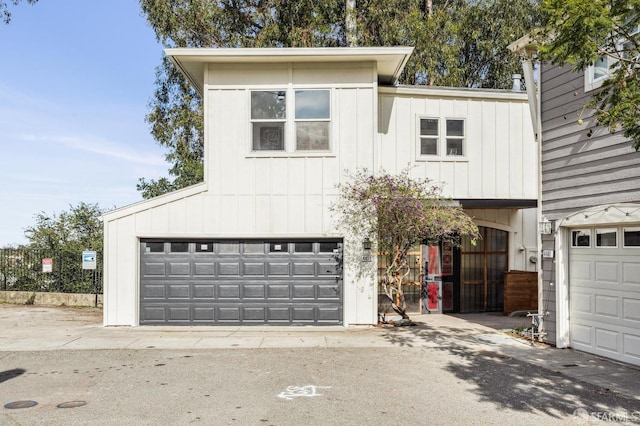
[
  {"x1": 82, "y1": 251, "x2": 97, "y2": 270},
  {"x1": 42, "y1": 258, "x2": 53, "y2": 273}
]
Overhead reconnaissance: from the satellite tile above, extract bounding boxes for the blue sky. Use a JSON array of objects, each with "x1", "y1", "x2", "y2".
[{"x1": 0, "y1": 1, "x2": 169, "y2": 246}]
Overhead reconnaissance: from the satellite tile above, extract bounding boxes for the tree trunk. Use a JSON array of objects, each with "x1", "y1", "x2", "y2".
[{"x1": 346, "y1": 0, "x2": 357, "y2": 47}]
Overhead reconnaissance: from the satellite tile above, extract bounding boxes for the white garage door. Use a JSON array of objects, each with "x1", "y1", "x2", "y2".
[{"x1": 569, "y1": 226, "x2": 640, "y2": 366}]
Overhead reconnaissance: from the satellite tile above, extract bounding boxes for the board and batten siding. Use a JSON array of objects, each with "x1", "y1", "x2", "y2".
[
  {"x1": 103, "y1": 61, "x2": 380, "y2": 326},
  {"x1": 204, "y1": 62, "x2": 377, "y2": 235},
  {"x1": 378, "y1": 88, "x2": 537, "y2": 201}
]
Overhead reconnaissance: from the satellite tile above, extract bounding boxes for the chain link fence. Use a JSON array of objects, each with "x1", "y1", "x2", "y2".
[{"x1": 0, "y1": 248, "x2": 103, "y2": 294}]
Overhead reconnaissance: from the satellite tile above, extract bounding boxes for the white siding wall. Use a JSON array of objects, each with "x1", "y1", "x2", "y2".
[
  {"x1": 103, "y1": 63, "x2": 539, "y2": 327},
  {"x1": 378, "y1": 92, "x2": 537, "y2": 200},
  {"x1": 103, "y1": 62, "x2": 379, "y2": 326}
]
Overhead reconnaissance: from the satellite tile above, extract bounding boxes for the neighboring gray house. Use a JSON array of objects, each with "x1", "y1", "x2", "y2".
[{"x1": 510, "y1": 37, "x2": 640, "y2": 367}]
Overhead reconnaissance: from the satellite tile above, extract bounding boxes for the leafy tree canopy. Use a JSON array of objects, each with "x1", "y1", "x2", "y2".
[
  {"x1": 138, "y1": 0, "x2": 541, "y2": 197},
  {"x1": 537, "y1": 0, "x2": 640, "y2": 149},
  {"x1": 24, "y1": 202, "x2": 104, "y2": 253},
  {"x1": 331, "y1": 168, "x2": 480, "y2": 320},
  {"x1": 1, "y1": 0, "x2": 37, "y2": 24}
]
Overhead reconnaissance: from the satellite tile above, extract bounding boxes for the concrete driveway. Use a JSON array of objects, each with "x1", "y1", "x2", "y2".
[{"x1": 1, "y1": 305, "x2": 639, "y2": 425}]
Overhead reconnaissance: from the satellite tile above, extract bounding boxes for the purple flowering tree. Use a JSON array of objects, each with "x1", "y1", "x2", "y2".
[{"x1": 331, "y1": 168, "x2": 480, "y2": 322}]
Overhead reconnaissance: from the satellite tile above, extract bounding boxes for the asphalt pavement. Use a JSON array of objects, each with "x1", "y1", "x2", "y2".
[{"x1": 1, "y1": 305, "x2": 640, "y2": 425}]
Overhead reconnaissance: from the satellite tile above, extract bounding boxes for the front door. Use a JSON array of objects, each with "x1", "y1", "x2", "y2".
[{"x1": 459, "y1": 227, "x2": 508, "y2": 313}]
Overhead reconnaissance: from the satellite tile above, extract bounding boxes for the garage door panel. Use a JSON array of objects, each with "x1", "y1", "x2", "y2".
[
  {"x1": 623, "y1": 334, "x2": 640, "y2": 361},
  {"x1": 142, "y1": 306, "x2": 166, "y2": 322},
  {"x1": 292, "y1": 262, "x2": 315, "y2": 276},
  {"x1": 570, "y1": 231, "x2": 640, "y2": 366},
  {"x1": 167, "y1": 284, "x2": 190, "y2": 299},
  {"x1": 317, "y1": 284, "x2": 340, "y2": 300},
  {"x1": 623, "y1": 262, "x2": 640, "y2": 285},
  {"x1": 140, "y1": 239, "x2": 342, "y2": 325},
  {"x1": 595, "y1": 295, "x2": 619, "y2": 318},
  {"x1": 193, "y1": 284, "x2": 215, "y2": 299},
  {"x1": 143, "y1": 263, "x2": 166, "y2": 277},
  {"x1": 218, "y1": 307, "x2": 241, "y2": 321},
  {"x1": 267, "y1": 262, "x2": 290, "y2": 276},
  {"x1": 292, "y1": 285, "x2": 315, "y2": 299},
  {"x1": 219, "y1": 284, "x2": 241, "y2": 299},
  {"x1": 219, "y1": 262, "x2": 240, "y2": 275},
  {"x1": 267, "y1": 307, "x2": 290, "y2": 321},
  {"x1": 570, "y1": 323, "x2": 593, "y2": 346},
  {"x1": 623, "y1": 298, "x2": 640, "y2": 322},
  {"x1": 243, "y1": 262, "x2": 266, "y2": 276},
  {"x1": 193, "y1": 307, "x2": 215, "y2": 321},
  {"x1": 194, "y1": 263, "x2": 215, "y2": 276},
  {"x1": 242, "y1": 307, "x2": 266, "y2": 322},
  {"x1": 595, "y1": 261, "x2": 619, "y2": 283},
  {"x1": 318, "y1": 307, "x2": 341, "y2": 322},
  {"x1": 143, "y1": 284, "x2": 165, "y2": 299},
  {"x1": 571, "y1": 260, "x2": 593, "y2": 280},
  {"x1": 167, "y1": 306, "x2": 191, "y2": 321},
  {"x1": 595, "y1": 328, "x2": 619, "y2": 353},
  {"x1": 571, "y1": 292, "x2": 592, "y2": 315},
  {"x1": 243, "y1": 284, "x2": 265, "y2": 299},
  {"x1": 168, "y1": 262, "x2": 190, "y2": 276},
  {"x1": 292, "y1": 307, "x2": 315, "y2": 321}
]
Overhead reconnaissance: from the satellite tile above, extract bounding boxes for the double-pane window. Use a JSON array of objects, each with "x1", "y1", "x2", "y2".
[
  {"x1": 251, "y1": 89, "x2": 331, "y2": 153},
  {"x1": 418, "y1": 117, "x2": 465, "y2": 157}
]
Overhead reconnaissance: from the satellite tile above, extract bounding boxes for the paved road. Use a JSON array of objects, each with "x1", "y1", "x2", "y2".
[{"x1": 1, "y1": 306, "x2": 640, "y2": 425}]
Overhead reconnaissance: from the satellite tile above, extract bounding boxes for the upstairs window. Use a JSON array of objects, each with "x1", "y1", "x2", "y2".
[
  {"x1": 250, "y1": 89, "x2": 331, "y2": 154},
  {"x1": 418, "y1": 117, "x2": 465, "y2": 158},
  {"x1": 251, "y1": 91, "x2": 286, "y2": 151},
  {"x1": 295, "y1": 90, "x2": 330, "y2": 151},
  {"x1": 585, "y1": 25, "x2": 639, "y2": 91}
]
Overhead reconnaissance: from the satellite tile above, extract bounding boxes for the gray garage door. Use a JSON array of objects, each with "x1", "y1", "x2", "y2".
[{"x1": 139, "y1": 239, "x2": 343, "y2": 325}]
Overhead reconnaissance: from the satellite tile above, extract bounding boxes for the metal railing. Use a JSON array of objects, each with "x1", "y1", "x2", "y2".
[{"x1": 0, "y1": 249, "x2": 103, "y2": 294}]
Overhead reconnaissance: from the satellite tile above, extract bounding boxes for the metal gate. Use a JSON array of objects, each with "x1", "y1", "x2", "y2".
[{"x1": 139, "y1": 239, "x2": 343, "y2": 325}]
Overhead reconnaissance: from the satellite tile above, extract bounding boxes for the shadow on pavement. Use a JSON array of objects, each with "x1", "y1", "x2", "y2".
[
  {"x1": 378, "y1": 322, "x2": 640, "y2": 421},
  {"x1": 0, "y1": 368, "x2": 26, "y2": 384}
]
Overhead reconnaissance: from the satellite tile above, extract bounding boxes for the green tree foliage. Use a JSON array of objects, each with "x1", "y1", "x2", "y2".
[
  {"x1": 538, "y1": 0, "x2": 640, "y2": 149},
  {"x1": 0, "y1": 203, "x2": 104, "y2": 294},
  {"x1": 138, "y1": 0, "x2": 541, "y2": 198},
  {"x1": 1, "y1": 0, "x2": 37, "y2": 24},
  {"x1": 331, "y1": 168, "x2": 480, "y2": 321},
  {"x1": 24, "y1": 202, "x2": 104, "y2": 252}
]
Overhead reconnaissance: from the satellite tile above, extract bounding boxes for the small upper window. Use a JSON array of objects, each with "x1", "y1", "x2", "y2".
[
  {"x1": 145, "y1": 242, "x2": 164, "y2": 253},
  {"x1": 419, "y1": 118, "x2": 439, "y2": 156},
  {"x1": 623, "y1": 227, "x2": 640, "y2": 247},
  {"x1": 446, "y1": 119, "x2": 465, "y2": 156},
  {"x1": 170, "y1": 242, "x2": 189, "y2": 253},
  {"x1": 596, "y1": 228, "x2": 617, "y2": 247},
  {"x1": 571, "y1": 229, "x2": 591, "y2": 247}
]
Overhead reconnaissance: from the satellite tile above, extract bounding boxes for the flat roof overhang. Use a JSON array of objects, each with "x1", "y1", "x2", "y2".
[{"x1": 165, "y1": 46, "x2": 415, "y2": 94}]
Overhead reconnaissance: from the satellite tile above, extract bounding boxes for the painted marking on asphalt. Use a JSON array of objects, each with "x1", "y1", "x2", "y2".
[{"x1": 277, "y1": 385, "x2": 331, "y2": 400}]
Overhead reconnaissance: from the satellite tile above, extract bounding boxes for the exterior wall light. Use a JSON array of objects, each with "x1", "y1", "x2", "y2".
[
  {"x1": 363, "y1": 238, "x2": 372, "y2": 251},
  {"x1": 539, "y1": 216, "x2": 552, "y2": 235}
]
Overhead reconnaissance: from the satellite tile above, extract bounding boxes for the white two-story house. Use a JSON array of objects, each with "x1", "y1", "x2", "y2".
[{"x1": 102, "y1": 47, "x2": 538, "y2": 327}]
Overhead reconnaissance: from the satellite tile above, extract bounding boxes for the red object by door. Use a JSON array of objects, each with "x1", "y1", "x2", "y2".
[{"x1": 427, "y1": 282, "x2": 439, "y2": 311}]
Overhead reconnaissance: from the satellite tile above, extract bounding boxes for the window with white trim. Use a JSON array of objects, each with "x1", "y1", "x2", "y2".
[
  {"x1": 417, "y1": 117, "x2": 465, "y2": 158},
  {"x1": 250, "y1": 89, "x2": 331, "y2": 153},
  {"x1": 571, "y1": 229, "x2": 591, "y2": 247},
  {"x1": 623, "y1": 227, "x2": 640, "y2": 247},
  {"x1": 596, "y1": 228, "x2": 617, "y2": 247},
  {"x1": 585, "y1": 25, "x2": 640, "y2": 92}
]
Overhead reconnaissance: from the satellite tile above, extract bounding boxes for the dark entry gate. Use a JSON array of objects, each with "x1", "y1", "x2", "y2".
[{"x1": 139, "y1": 239, "x2": 343, "y2": 325}]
